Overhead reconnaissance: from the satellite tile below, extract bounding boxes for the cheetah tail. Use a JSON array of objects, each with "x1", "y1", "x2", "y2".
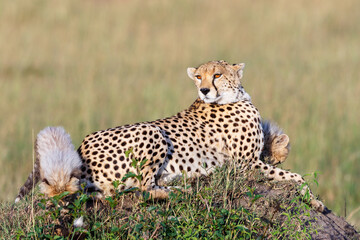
[
  {"x1": 261, "y1": 120, "x2": 290, "y2": 165},
  {"x1": 14, "y1": 139, "x2": 41, "y2": 203}
]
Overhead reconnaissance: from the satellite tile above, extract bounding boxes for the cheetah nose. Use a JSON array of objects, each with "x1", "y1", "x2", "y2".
[{"x1": 200, "y1": 88, "x2": 210, "y2": 95}]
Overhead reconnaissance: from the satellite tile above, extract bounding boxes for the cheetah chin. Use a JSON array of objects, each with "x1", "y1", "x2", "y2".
[{"x1": 202, "y1": 95, "x2": 221, "y2": 103}]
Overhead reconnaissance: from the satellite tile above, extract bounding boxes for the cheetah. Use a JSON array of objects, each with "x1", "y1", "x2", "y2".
[
  {"x1": 15, "y1": 127, "x2": 82, "y2": 202},
  {"x1": 16, "y1": 60, "x2": 324, "y2": 212},
  {"x1": 261, "y1": 120, "x2": 290, "y2": 165},
  {"x1": 15, "y1": 121, "x2": 288, "y2": 202},
  {"x1": 76, "y1": 60, "x2": 323, "y2": 211}
]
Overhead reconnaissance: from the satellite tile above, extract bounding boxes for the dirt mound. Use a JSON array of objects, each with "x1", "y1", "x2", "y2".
[
  {"x1": 3, "y1": 171, "x2": 358, "y2": 239},
  {"x1": 237, "y1": 178, "x2": 359, "y2": 240}
]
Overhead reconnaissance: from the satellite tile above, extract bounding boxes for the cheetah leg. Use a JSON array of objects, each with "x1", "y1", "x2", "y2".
[
  {"x1": 251, "y1": 159, "x2": 325, "y2": 212},
  {"x1": 145, "y1": 181, "x2": 188, "y2": 199},
  {"x1": 136, "y1": 127, "x2": 174, "y2": 200},
  {"x1": 139, "y1": 165, "x2": 172, "y2": 199},
  {"x1": 132, "y1": 125, "x2": 188, "y2": 200},
  {"x1": 147, "y1": 186, "x2": 171, "y2": 199},
  {"x1": 157, "y1": 173, "x2": 182, "y2": 186},
  {"x1": 157, "y1": 173, "x2": 194, "y2": 195},
  {"x1": 138, "y1": 160, "x2": 189, "y2": 199}
]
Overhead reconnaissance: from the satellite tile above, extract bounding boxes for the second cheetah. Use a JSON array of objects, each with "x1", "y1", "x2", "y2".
[{"x1": 15, "y1": 127, "x2": 82, "y2": 202}]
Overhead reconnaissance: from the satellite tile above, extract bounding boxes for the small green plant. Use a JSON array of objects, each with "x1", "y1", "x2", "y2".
[
  {"x1": 15, "y1": 191, "x2": 73, "y2": 239},
  {"x1": 245, "y1": 186, "x2": 263, "y2": 204},
  {"x1": 121, "y1": 148, "x2": 147, "y2": 189},
  {"x1": 2, "y1": 163, "x2": 322, "y2": 239}
]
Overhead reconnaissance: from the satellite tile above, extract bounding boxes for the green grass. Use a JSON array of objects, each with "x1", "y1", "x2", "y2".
[
  {"x1": 0, "y1": 164, "x2": 318, "y2": 239},
  {"x1": 0, "y1": 0, "x2": 359, "y2": 228}
]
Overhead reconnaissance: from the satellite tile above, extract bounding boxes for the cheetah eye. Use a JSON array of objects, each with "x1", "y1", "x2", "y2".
[
  {"x1": 195, "y1": 75, "x2": 202, "y2": 80},
  {"x1": 214, "y1": 74, "x2": 222, "y2": 79}
]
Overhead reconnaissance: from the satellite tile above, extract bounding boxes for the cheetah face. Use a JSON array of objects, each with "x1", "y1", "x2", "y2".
[
  {"x1": 39, "y1": 155, "x2": 82, "y2": 197},
  {"x1": 39, "y1": 174, "x2": 80, "y2": 197},
  {"x1": 187, "y1": 60, "x2": 250, "y2": 104}
]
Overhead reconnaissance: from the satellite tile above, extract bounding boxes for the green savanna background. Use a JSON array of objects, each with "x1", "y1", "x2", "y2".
[{"x1": 0, "y1": 0, "x2": 359, "y2": 228}]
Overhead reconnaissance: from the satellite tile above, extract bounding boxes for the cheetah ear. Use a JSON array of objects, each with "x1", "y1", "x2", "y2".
[
  {"x1": 273, "y1": 134, "x2": 290, "y2": 148},
  {"x1": 187, "y1": 67, "x2": 196, "y2": 80},
  {"x1": 232, "y1": 63, "x2": 245, "y2": 79},
  {"x1": 70, "y1": 168, "x2": 82, "y2": 179}
]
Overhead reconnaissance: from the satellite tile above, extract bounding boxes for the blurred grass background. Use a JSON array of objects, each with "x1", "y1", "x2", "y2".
[{"x1": 0, "y1": 0, "x2": 359, "y2": 227}]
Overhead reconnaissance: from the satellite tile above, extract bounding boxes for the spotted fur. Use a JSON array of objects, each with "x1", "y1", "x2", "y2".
[
  {"x1": 75, "y1": 60, "x2": 324, "y2": 211},
  {"x1": 15, "y1": 61, "x2": 324, "y2": 212}
]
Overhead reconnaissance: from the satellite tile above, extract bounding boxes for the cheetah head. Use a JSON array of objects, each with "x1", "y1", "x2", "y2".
[
  {"x1": 39, "y1": 150, "x2": 82, "y2": 197},
  {"x1": 187, "y1": 60, "x2": 251, "y2": 104}
]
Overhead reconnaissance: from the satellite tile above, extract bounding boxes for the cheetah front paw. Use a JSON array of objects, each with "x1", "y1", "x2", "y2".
[
  {"x1": 169, "y1": 185, "x2": 193, "y2": 195},
  {"x1": 310, "y1": 199, "x2": 325, "y2": 213}
]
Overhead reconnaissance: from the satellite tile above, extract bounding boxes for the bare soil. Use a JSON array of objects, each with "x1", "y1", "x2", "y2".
[{"x1": 238, "y1": 178, "x2": 360, "y2": 240}]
